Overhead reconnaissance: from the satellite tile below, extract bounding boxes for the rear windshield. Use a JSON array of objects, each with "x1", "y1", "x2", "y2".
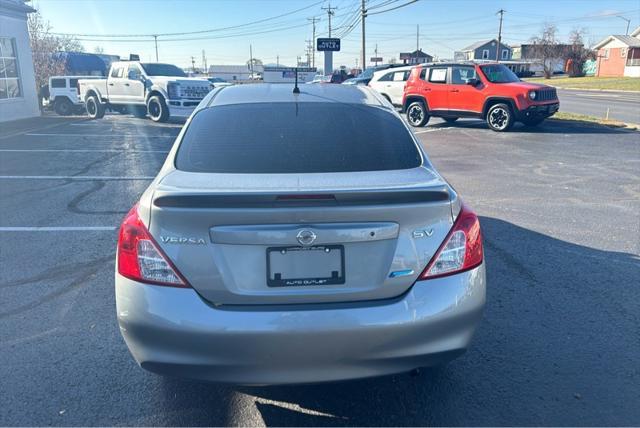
[{"x1": 175, "y1": 102, "x2": 421, "y2": 174}]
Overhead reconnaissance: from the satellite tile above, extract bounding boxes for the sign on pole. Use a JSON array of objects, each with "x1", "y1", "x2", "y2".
[
  {"x1": 317, "y1": 38, "x2": 341, "y2": 52},
  {"x1": 370, "y1": 57, "x2": 383, "y2": 63}
]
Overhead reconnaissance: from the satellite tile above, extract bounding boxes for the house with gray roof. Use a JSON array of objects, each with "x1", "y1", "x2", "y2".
[
  {"x1": 593, "y1": 27, "x2": 640, "y2": 77},
  {"x1": 454, "y1": 39, "x2": 512, "y2": 61}
]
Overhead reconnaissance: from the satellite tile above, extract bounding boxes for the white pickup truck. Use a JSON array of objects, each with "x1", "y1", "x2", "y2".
[{"x1": 78, "y1": 61, "x2": 212, "y2": 122}]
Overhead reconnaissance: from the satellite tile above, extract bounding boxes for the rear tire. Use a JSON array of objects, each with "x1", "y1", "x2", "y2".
[
  {"x1": 85, "y1": 95, "x2": 105, "y2": 119},
  {"x1": 443, "y1": 117, "x2": 458, "y2": 124},
  {"x1": 54, "y1": 97, "x2": 73, "y2": 116},
  {"x1": 406, "y1": 101, "x2": 429, "y2": 127},
  {"x1": 147, "y1": 95, "x2": 169, "y2": 122},
  {"x1": 486, "y1": 103, "x2": 514, "y2": 132}
]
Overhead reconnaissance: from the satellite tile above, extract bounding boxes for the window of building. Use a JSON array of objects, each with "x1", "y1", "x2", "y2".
[
  {"x1": 502, "y1": 49, "x2": 509, "y2": 59},
  {"x1": 482, "y1": 49, "x2": 490, "y2": 59},
  {"x1": 0, "y1": 37, "x2": 22, "y2": 100},
  {"x1": 603, "y1": 49, "x2": 610, "y2": 60}
]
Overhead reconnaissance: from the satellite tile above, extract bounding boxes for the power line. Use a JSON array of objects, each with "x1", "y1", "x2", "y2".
[{"x1": 367, "y1": 0, "x2": 419, "y2": 16}]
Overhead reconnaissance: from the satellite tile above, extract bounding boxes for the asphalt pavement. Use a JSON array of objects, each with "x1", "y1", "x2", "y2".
[
  {"x1": 556, "y1": 88, "x2": 640, "y2": 124},
  {"x1": 0, "y1": 114, "x2": 639, "y2": 426}
]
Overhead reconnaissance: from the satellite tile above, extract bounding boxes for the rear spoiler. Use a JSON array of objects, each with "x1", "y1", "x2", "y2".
[{"x1": 153, "y1": 188, "x2": 450, "y2": 209}]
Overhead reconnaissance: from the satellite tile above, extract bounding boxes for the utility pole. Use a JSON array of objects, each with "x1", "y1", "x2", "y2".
[
  {"x1": 305, "y1": 39, "x2": 312, "y2": 67},
  {"x1": 361, "y1": 0, "x2": 367, "y2": 72},
  {"x1": 202, "y1": 50, "x2": 207, "y2": 74},
  {"x1": 496, "y1": 9, "x2": 505, "y2": 62},
  {"x1": 374, "y1": 44, "x2": 379, "y2": 66},
  {"x1": 153, "y1": 35, "x2": 158, "y2": 61},
  {"x1": 249, "y1": 44, "x2": 254, "y2": 77},
  {"x1": 191, "y1": 56, "x2": 196, "y2": 74},
  {"x1": 307, "y1": 17, "x2": 319, "y2": 68},
  {"x1": 276, "y1": 55, "x2": 279, "y2": 67},
  {"x1": 416, "y1": 24, "x2": 419, "y2": 52},
  {"x1": 322, "y1": 3, "x2": 337, "y2": 37}
]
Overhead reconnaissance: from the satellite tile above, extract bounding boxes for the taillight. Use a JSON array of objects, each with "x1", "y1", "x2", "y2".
[
  {"x1": 419, "y1": 203, "x2": 483, "y2": 280},
  {"x1": 117, "y1": 204, "x2": 189, "y2": 287}
]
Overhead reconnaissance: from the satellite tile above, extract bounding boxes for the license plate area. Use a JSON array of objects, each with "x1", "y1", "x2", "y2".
[{"x1": 267, "y1": 245, "x2": 345, "y2": 287}]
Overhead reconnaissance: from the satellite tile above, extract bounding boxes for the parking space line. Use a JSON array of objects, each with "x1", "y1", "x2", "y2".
[
  {"x1": 0, "y1": 149, "x2": 169, "y2": 153},
  {"x1": 0, "y1": 119, "x2": 88, "y2": 140},
  {"x1": 0, "y1": 226, "x2": 116, "y2": 232},
  {"x1": 0, "y1": 175, "x2": 154, "y2": 180},
  {"x1": 25, "y1": 133, "x2": 175, "y2": 138}
]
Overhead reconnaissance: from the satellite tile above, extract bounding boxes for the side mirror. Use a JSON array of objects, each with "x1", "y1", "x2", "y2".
[{"x1": 466, "y1": 78, "x2": 480, "y2": 86}]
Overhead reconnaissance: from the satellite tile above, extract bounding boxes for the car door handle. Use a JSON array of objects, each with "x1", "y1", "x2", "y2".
[
  {"x1": 422, "y1": 88, "x2": 431, "y2": 91},
  {"x1": 124, "y1": 83, "x2": 130, "y2": 86},
  {"x1": 108, "y1": 83, "x2": 114, "y2": 86},
  {"x1": 450, "y1": 89, "x2": 459, "y2": 92}
]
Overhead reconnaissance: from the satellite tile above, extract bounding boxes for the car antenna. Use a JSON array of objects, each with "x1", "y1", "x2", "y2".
[{"x1": 293, "y1": 67, "x2": 300, "y2": 94}]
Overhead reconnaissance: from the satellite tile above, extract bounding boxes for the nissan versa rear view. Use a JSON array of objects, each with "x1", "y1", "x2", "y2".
[{"x1": 115, "y1": 83, "x2": 486, "y2": 384}]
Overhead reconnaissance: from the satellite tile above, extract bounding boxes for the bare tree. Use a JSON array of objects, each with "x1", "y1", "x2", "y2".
[
  {"x1": 565, "y1": 28, "x2": 593, "y2": 77},
  {"x1": 529, "y1": 23, "x2": 564, "y2": 79},
  {"x1": 28, "y1": 8, "x2": 83, "y2": 98}
]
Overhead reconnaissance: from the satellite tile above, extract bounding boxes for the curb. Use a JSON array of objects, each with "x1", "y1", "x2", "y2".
[{"x1": 553, "y1": 87, "x2": 639, "y2": 94}]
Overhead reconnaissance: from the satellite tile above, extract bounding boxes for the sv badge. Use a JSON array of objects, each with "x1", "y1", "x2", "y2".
[{"x1": 412, "y1": 228, "x2": 434, "y2": 239}]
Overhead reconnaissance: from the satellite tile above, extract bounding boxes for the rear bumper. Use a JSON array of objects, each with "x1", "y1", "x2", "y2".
[{"x1": 115, "y1": 264, "x2": 486, "y2": 385}]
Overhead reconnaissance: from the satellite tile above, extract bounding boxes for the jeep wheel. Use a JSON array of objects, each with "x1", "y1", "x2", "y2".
[
  {"x1": 54, "y1": 98, "x2": 73, "y2": 116},
  {"x1": 147, "y1": 95, "x2": 169, "y2": 122},
  {"x1": 443, "y1": 117, "x2": 458, "y2": 124},
  {"x1": 85, "y1": 95, "x2": 105, "y2": 119},
  {"x1": 522, "y1": 117, "x2": 545, "y2": 127},
  {"x1": 486, "y1": 103, "x2": 514, "y2": 132},
  {"x1": 406, "y1": 101, "x2": 429, "y2": 127}
]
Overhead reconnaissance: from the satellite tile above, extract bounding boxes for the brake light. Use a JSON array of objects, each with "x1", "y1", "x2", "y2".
[
  {"x1": 117, "y1": 204, "x2": 189, "y2": 287},
  {"x1": 419, "y1": 203, "x2": 483, "y2": 280}
]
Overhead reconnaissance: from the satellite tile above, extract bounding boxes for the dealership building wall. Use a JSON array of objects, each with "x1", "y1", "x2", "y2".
[{"x1": 0, "y1": 0, "x2": 40, "y2": 123}]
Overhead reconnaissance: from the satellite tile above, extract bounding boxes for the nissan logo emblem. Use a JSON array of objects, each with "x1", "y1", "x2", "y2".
[{"x1": 296, "y1": 229, "x2": 317, "y2": 246}]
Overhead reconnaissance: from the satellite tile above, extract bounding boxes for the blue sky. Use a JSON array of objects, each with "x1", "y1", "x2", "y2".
[{"x1": 35, "y1": 0, "x2": 640, "y2": 69}]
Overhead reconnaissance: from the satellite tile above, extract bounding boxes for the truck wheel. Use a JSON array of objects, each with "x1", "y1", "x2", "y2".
[
  {"x1": 86, "y1": 95, "x2": 105, "y2": 119},
  {"x1": 406, "y1": 101, "x2": 429, "y2": 127},
  {"x1": 486, "y1": 103, "x2": 514, "y2": 132},
  {"x1": 54, "y1": 98, "x2": 73, "y2": 116},
  {"x1": 147, "y1": 95, "x2": 169, "y2": 122}
]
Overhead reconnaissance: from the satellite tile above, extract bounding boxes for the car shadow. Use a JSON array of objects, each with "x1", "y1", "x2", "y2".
[
  {"x1": 158, "y1": 217, "x2": 639, "y2": 426},
  {"x1": 425, "y1": 118, "x2": 634, "y2": 134}
]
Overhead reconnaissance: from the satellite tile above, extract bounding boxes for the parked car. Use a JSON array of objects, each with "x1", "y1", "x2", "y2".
[
  {"x1": 368, "y1": 65, "x2": 413, "y2": 106},
  {"x1": 403, "y1": 62, "x2": 560, "y2": 131},
  {"x1": 307, "y1": 74, "x2": 331, "y2": 84},
  {"x1": 345, "y1": 64, "x2": 409, "y2": 86},
  {"x1": 46, "y1": 75, "x2": 101, "y2": 116},
  {"x1": 78, "y1": 61, "x2": 212, "y2": 122},
  {"x1": 115, "y1": 83, "x2": 486, "y2": 385}
]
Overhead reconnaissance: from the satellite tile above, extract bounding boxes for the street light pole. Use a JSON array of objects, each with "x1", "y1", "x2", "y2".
[{"x1": 616, "y1": 16, "x2": 631, "y2": 35}]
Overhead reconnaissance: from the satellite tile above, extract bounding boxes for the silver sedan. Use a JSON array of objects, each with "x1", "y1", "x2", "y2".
[{"x1": 115, "y1": 83, "x2": 486, "y2": 385}]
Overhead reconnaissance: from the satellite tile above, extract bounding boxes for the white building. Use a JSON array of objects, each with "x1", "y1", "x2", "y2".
[
  {"x1": 208, "y1": 64, "x2": 263, "y2": 82},
  {"x1": 0, "y1": 0, "x2": 39, "y2": 122}
]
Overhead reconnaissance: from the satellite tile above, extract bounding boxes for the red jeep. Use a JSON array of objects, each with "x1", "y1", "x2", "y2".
[{"x1": 402, "y1": 62, "x2": 559, "y2": 131}]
